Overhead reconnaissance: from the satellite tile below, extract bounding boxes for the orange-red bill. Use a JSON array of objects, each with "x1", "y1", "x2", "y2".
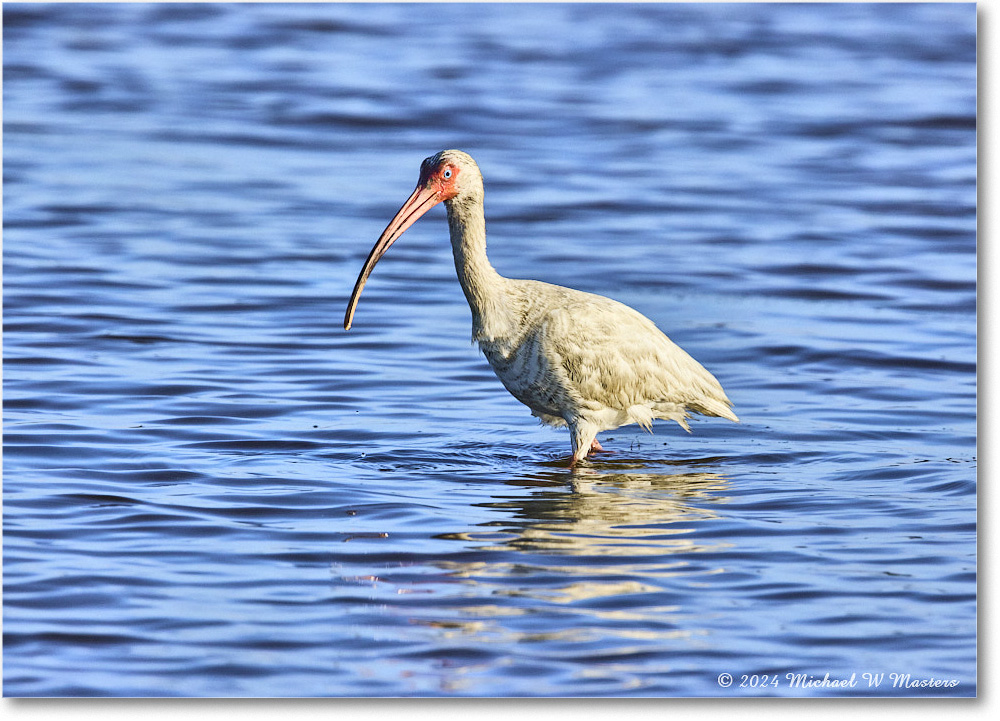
[{"x1": 343, "y1": 184, "x2": 442, "y2": 330}]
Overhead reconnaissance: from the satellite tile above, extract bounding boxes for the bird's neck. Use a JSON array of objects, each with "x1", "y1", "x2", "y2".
[{"x1": 445, "y1": 194, "x2": 513, "y2": 341}]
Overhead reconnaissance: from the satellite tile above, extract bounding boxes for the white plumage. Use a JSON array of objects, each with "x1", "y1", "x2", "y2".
[{"x1": 345, "y1": 150, "x2": 738, "y2": 465}]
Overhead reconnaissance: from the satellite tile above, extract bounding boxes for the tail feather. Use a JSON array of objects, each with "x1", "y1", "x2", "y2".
[{"x1": 696, "y1": 396, "x2": 739, "y2": 423}]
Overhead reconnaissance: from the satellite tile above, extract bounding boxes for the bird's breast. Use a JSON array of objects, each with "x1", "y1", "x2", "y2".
[{"x1": 479, "y1": 335, "x2": 568, "y2": 420}]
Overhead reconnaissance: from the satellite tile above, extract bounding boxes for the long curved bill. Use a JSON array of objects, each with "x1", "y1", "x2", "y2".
[{"x1": 344, "y1": 184, "x2": 442, "y2": 330}]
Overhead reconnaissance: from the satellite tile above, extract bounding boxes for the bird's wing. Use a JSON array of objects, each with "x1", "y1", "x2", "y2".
[{"x1": 533, "y1": 286, "x2": 737, "y2": 421}]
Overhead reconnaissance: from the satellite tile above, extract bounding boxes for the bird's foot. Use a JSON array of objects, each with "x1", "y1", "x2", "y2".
[
  {"x1": 588, "y1": 439, "x2": 615, "y2": 455},
  {"x1": 566, "y1": 440, "x2": 616, "y2": 468},
  {"x1": 567, "y1": 439, "x2": 616, "y2": 468}
]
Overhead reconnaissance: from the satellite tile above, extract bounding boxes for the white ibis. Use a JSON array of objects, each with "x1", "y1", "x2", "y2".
[{"x1": 344, "y1": 150, "x2": 738, "y2": 466}]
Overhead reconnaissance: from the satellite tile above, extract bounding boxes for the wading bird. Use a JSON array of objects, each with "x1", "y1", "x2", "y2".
[{"x1": 344, "y1": 150, "x2": 738, "y2": 466}]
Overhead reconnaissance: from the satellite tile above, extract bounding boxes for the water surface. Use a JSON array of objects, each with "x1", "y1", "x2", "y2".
[{"x1": 3, "y1": 2, "x2": 976, "y2": 697}]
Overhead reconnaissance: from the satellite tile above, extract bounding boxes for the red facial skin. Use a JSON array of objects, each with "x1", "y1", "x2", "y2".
[{"x1": 419, "y1": 161, "x2": 461, "y2": 202}]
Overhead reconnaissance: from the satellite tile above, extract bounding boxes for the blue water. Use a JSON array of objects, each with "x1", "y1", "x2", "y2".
[{"x1": 3, "y1": 2, "x2": 976, "y2": 697}]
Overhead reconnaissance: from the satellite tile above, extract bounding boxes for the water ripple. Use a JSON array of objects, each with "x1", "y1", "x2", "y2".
[{"x1": 2, "y1": 1, "x2": 975, "y2": 698}]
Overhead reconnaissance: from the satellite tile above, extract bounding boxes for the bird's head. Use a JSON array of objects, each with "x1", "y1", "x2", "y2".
[{"x1": 416, "y1": 149, "x2": 482, "y2": 205}]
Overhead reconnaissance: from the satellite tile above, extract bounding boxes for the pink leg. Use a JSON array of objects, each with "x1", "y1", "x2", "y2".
[
  {"x1": 568, "y1": 422, "x2": 597, "y2": 467},
  {"x1": 589, "y1": 439, "x2": 616, "y2": 455},
  {"x1": 568, "y1": 439, "x2": 615, "y2": 468}
]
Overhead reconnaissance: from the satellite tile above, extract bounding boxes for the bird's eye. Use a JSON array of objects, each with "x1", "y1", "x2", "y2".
[{"x1": 443, "y1": 168, "x2": 452, "y2": 180}]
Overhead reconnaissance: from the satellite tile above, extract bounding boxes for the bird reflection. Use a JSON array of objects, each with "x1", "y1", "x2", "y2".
[
  {"x1": 398, "y1": 460, "x2": 731, "y2": 664},
  {"x1": 447, "y1": 462, "x2": 728, "y2": 547},
  {"x1": 338, "y1": 462, "x2": 735, "y2": 692}
]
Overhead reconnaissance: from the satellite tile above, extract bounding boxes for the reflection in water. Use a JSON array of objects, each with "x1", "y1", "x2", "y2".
[
  {"x1": 332, "y1": 468, "x2": 735, "y2": 692},
  {"x1": 453, "y1": 467, "x2": 731, "y2": 557}
]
